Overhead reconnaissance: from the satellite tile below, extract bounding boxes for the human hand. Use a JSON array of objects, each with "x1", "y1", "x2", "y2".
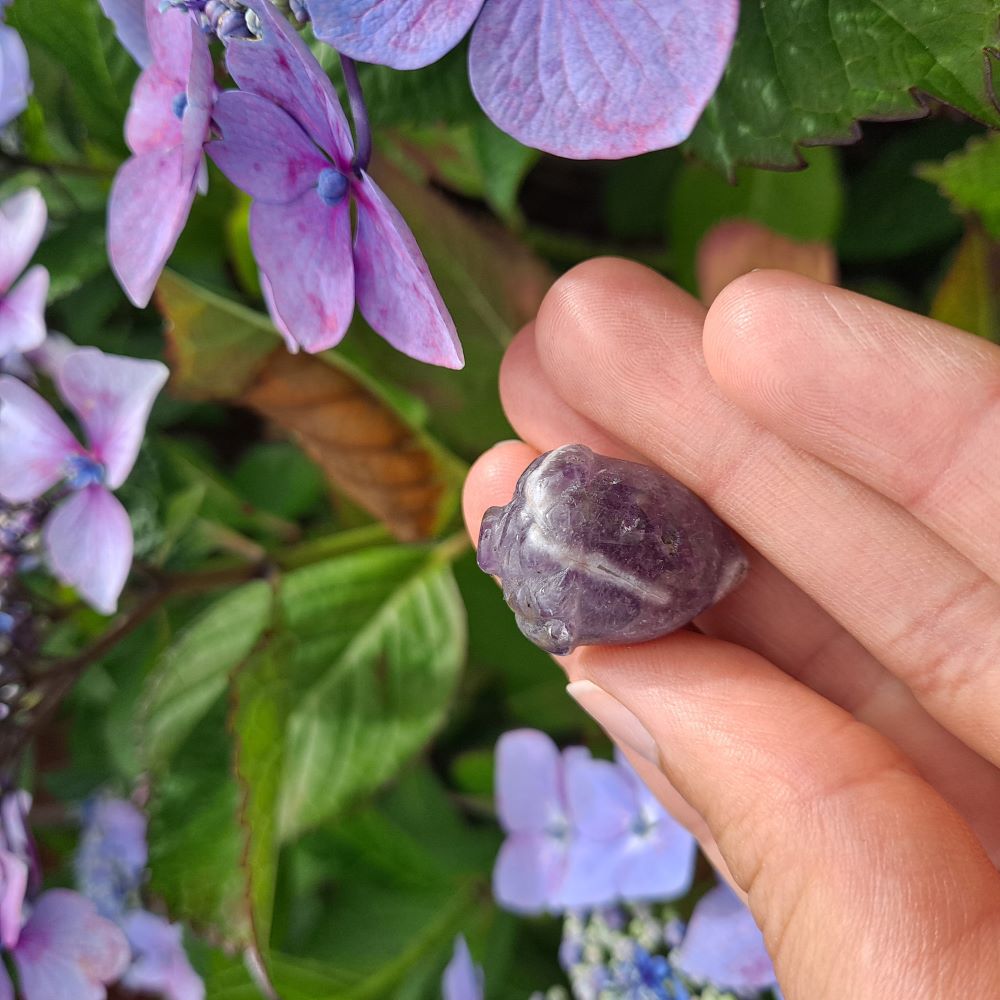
[{"x1": 463, "y1": 260, "x2": 1000, "y2": 998}]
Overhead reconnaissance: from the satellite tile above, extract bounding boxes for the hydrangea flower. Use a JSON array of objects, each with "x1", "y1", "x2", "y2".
[
  {"x1": 0, "y1": 347, "x2": 168, "y2": 613},
  {"x1": 306, "y1": 0, "x2": 739, "y2": 158},
  {"x1": 672, "y1": 884, "x2": 778, "y2": 999},
  {"x1": 0, "y1": 188, "x2": 48, "y2": 363},
  {"x1": 75, "y1": 798, "x2": 148, "y2": 921},
  {"x1": 209, "y1": 0, "x2": 463, "y2": 367},
  {"x1": 97, "y1": 0, "x2": 152, "y2": 67},
  {"x1": 0, "y1": 847, "x2": 27, "y2": 949},
  {"x1": 120, "y1": 910, "x2": 205, "y2": 1000},
  {"x1": 107, "y1": 0, "x2": 215, "y2": 307},
  {"x1": 0, "y1": 0, "x2": 30, "y2": 128},
  {"x1": 442, "y1": 935, "x2": 483, "y2": 1000}
]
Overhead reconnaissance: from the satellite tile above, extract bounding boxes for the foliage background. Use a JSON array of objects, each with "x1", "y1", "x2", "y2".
[{"x1": 3, "y1": 0, "x2": 1000, "y2": 996}]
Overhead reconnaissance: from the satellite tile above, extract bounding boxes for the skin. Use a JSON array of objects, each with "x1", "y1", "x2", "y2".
[{"x1": 462, "y1": 260, "x2": 1000, "y2": 998}]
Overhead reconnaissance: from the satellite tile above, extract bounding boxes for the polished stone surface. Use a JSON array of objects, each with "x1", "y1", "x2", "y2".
[{"x1": 477, "y1": 445, "x2": 748, "y2": 654}]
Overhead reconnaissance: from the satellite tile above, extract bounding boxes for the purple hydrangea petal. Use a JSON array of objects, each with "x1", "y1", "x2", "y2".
[
  {"x1": 468, "y1": 0, "x2": 740, "y2": 159},
  {"x1": 25, "y1": 331, "x2": 75, "y2": 379},
  {"x1": 56, "y1": 347, "x2": 168, "y2": 489},
  {"x1": 145, "y1": 0, "x2": 192, "y2": 84},
  {"x1": 250, "y1": 193, "x2": 354, "y2": 353},
  {"x1": 0, "y1": 188, "x2": 46, "y2": 295},
  {"x1": 209, "y1": 90, "x2": 328, "y2": 202},
  {"x1": 0, "y1": 22, "x2": 30, "y2": 129},
  {"x1": 121, "y1": 910, "x2": 205, "y2": 1000},
  {"x1": 563, "y1": 751, "x2": 633, "y2": 841},
  {"x1": 44, "y1": 487, "x2": 133, "y2": 614},
  {"x1": 0, "y1": 375, "x2": 80, "y2": 503},
  {"x1": 227, "y1": 0, "x2": 353, "y2": 163},
  {"x1": 353, "y1": 173, "x2": 463, "y2": 369},
  {"x1": 261, "y1": 272, "x2": 299, "y2": 353},
  {"x1": 0, "y1": 848, "x2": 27, "y2": 949},
  {"x1": 615, "y1": 819, "x2": 697, "y2": 903},
  {"x1": 555, "y1": 835, "x2": 620, "y2": 911},
  {"x1": 75, "y1": 798, "x2": 148, "y2": 921},
  {"x1": 0, "y1": 265, "x2": 48, "y2": 357},
  {"x1": 107, "y1": 146, "x2": 198, "y2": 307},
  {"x1": 309, "y1": 0, "x2": 484, "y2": 71},
  {"x1": 98, "y1": 0, "x2": 152, "y2": 68},
  {"x1": 495, "y1": 729, "x2": 563, "y2": 835},
  {"x1": 124, "y1": 65, "x2": 185, "y2": 156},
  {"x1": 672, "y1": 883, "x2": 777, "y2": 998},
  {"x1": 0, "y1": 790, "x2": 32, "y2": 862},
  {"x1": 12, "y1": 889, "x2": 131, "y2": 1000},
  {"x1": 442, "y1": 935, "x2": 483, "y2": 1000},
  {"x1": 492, "y1": 831, "x2": 567, "y2": 915},
  {"x1": 180, "y1": 15, "x2": 215, "y2": 179}
]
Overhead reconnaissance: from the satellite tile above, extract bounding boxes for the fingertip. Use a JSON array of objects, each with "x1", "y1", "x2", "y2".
[{"x1": 462, "y1": 440, "x2": 539, "y2": 544}]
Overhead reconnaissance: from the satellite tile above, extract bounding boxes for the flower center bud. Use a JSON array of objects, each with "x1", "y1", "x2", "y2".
[
  {"x1": 316, "y1": 167, "x2": 349, "y2": 206},
  {"x1": 172, "y1": 92, "x2": 189, "y2": 119},
  {"x1": 64, "y1": 455, "x2": 106, "y2": 491}
]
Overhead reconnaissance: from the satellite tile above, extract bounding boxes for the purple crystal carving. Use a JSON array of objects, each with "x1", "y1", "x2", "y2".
[{"x1": 477, "y1": 445, "x2": 748, "y2": 655}]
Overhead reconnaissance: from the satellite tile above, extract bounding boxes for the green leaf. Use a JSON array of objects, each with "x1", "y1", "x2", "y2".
[
  {"x1": 931, "y1": 225, "x2": 1000, "y2": 341},
  {"x1": 142, "y1": 581, "x2": 274, "y2": 766},
  {"x1": 687, "y1": 1, "x2": 1000, "y2": 172},
  {"x1": 278, "y1": 543, "x2": 467, "y2": 838},
  {"x1": 918, "y1": 130, "x2": 1000, "y2": 238},
  {"x1": 233, "y1": 443, "x2": 327, "y2": 521},
  {"x1": 668, "y1": 147, "x2": 843, "y2": 292}
]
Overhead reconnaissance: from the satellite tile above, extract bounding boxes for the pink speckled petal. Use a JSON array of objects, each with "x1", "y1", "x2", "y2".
[
  {"x1": 309, "y1": 0, "x2": 484, "y2": 70},
  {"x1": 0, "y1": 375, "x2": 79, "y2": 503},
  {"x1": 0, "y1": 265, "x2": 48, "y2": 357},
  {"x1": 209, "y1": 90, "x2": 327, "y2": 202},
  {"x1": 44, "y1": 488, "x2": 134, "y2": 615},
  {"x1": 145, "y1": 0, "x2": 191, "y2": 82},
  {"x1": 98, "y1": 0, "x2": 152, "y2": 67},
  {"x1": 181, "y1": 18, "x2": 215, "y2": 178},
  {"x1": 108, "y1": 147, "x2": 197, "y2": 307},
  {"x1": 353, "y1": 173, "x2": 463, "y2": 369},
  {"x1": 124, "y1": 65, "x2": 183, "y2": 156},
  {"x1": 12, "y1": 890, "x2": 131, "y2": 1000},
  {"x1": 0, "y1": 188, "x2": 46, "y2": 294},
  {"x1": 469, "y1": 0, "x2": 740, "y2": 159},
  {"x1": 251, "y1": 193, "x2": 354, "y2": 353},
  {"x1": 0, "y1": 23, "x2": 31, "y2": 128},
  {"x1": 0, "y1": 848, "x2": 27, "y2": 949},
  {"x1": 57, "y1": 347, "x2": 168, "y2": 488},
  {"x1": 227, "y1": 0, "x2": 353, "y2": 163}
]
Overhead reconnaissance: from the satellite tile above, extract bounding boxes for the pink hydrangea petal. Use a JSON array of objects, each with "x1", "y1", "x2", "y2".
[
  {"x1": 57, "y1": 347, "x2": 168, "y2": 488},
  {"x1": 145, "y1": 0, "x2": 191, "y2": 82},
  {"x1": 0, "y1": 188, "x2": 46, "y2": 294},
  {"x1": 121, "y1": 911, "x2": 205, "y2": 1000},
  {"x1": 494, "y1": 729, "x2": 563, "y2": 835},
  {"x1": 260, "y1": 272, "x2": 299, "y2": 353},
  {"x1": 25, "y1": 331, "x2": 75, "y2": 379},
  {"x1": 124, "y1": 65, "x2": 184, "y2": 155},
  {"x1": 469, "y1": 0, "x2": 739, "y2": 159},
  {"x1": 0, "y1": 848, "x2": 27, "y2": 949},
  {"x1": 0, "y1": 791, "x2": 32, "y2": 862},
  {"x1": 0, "y1": 23, "x2": 30, "y2": 129},
  {"x1": 227, "y1": 0, "x2": 353, "y2": 164},
  {"x1": 13, "y1": 889, "x2": 131, "y2": 1000},
  {"x1": 44, "y1": 487, "x2": 134, "y2": 615},
  {"x1": 98, "y1": 0, "x2": 152, "y2": 67},
  {"x1": 250, "y1": 193, "x2": 354, "y2": 353},
  {"x1": 0, "y1": 265, "x2": 48, "y2": 357},
  {"x1": 308, "y1": 0, "x2": 484, "y2": 70},
  {"x1": 0, "y1": 375, "x2": 79, "y2": 503},
  {"x1": 181, "y1": 19, "x2": 215, "y2": 179},
  {"x1": 492, "y1": 832, "x2": 567, "y2": 915},
  {"x1": 209, "y1": 90, "x2": 328, "y2": 202},
  {"x1": 108, "y1": 146, "x2": 197, "y2": 307},
  {"x1": 353, "y1": 173, "x2": 463, "y2": 369},
  {"x1": 442, "y1": 936, "x2": 483, "y2": 1000}
]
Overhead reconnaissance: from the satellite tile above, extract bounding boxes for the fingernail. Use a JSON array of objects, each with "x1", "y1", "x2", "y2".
[{"x1": 566, "y1": 679, "x2": 661, "y2": 768}]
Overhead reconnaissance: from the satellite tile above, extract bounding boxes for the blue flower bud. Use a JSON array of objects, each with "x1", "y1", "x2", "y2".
[
  {"x1": 316, "y1": 167, "x2": 349, "y2": 206},
  {"x1": 171, "y1": 92, "x2": 188, "y2": 119},
  {"x1": 64, "y1": 455, "x2": 106, "y2": 491}
]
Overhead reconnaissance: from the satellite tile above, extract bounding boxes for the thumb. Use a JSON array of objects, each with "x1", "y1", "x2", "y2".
[{"x1": 564, "y1": 632, "x2": 1000, "y2": 998}]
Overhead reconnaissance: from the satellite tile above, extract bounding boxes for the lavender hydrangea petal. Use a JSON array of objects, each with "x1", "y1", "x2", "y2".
[
  {"x1": 209, "y1": 91, "x2": 328, "y2": 202},
  {"x1": 0, "y1": 265, "x2": 48, "y2": 357},
  {"x1": 124, "y1": 65, "x2": 185, "y2": 156},
  {"x1": 556, "y1": 836, "x2": 621, "y2": 911},
  {"x1": 0, "y1": 23, "x2": 30, "y2": 128},
  {"x1": 180, "y1": 15, "x2": 215, "y2": 179},
  {"x1": 261, "y1": 272, "x2": 299, "y2": 353},
  {"x1": 227, "y1": 0, "x2": 353, "y2": 163},
  {"x1": 309, "y1": 0, "x2": 484, "y2": 71},
  {"x1": 108, "y1": 146, "x2": 198, "y2": 307},
  {"x1": 250, "y1": 194, "x2": 354, "y2": 353},
  {"x1": 25, "y1": 330, "x2": 75, "y2": 379},
  {"x1": 0, "y1": 375, "x2": 80, "y2": 503},
  {"x1": 673, "y1": 883, "x2": 777, "y2": 998},
  {"x1": 0, "y1": 188, "x2": 46, "y2": 294},
  {"x1": 98, "y1": 0, "x2": 152, "y2": 67},
  {"x1": 563, "y1": 752, "x2": 634, "y2": 840},
  {"x1": 492, "y1": 832, "x2": 567, "y2": 914},
  {"x1": 12, "y1": 889, "x2": 131, "y2": 1000},
  {"x1": 468, "y1": 0, "x2": 740, "y2": 159},
  {"x1": 495, "y1": 729, "x2": 563, "y2": 834},
  {"x1": 57, "y1": 348, "x2": 167, "y2": 489},
  {"x1": 0, "y1": 790, "x2": 32, "y2": 862},
  {"x1": 144, "y1": 0, "x2": 192, "y2": 84},
  {"x1": 44, "y1": 487, "x2": 134, "y2": 615},
  {"x1": 75, "y1": 798, "x2": 148, "y2": 921},
  {"x1": 442, "y1": 935, "x2": 483, "y2": 1000},
  {"x1": 353, "y1": 173, "x2": 463, "y2": 369},
  {"x1": 121, "y1": 910, "x2": 205, "y2": 1000},
  {"x1": 0, "y1": 848, "x2": 27, "y2": 949}
]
